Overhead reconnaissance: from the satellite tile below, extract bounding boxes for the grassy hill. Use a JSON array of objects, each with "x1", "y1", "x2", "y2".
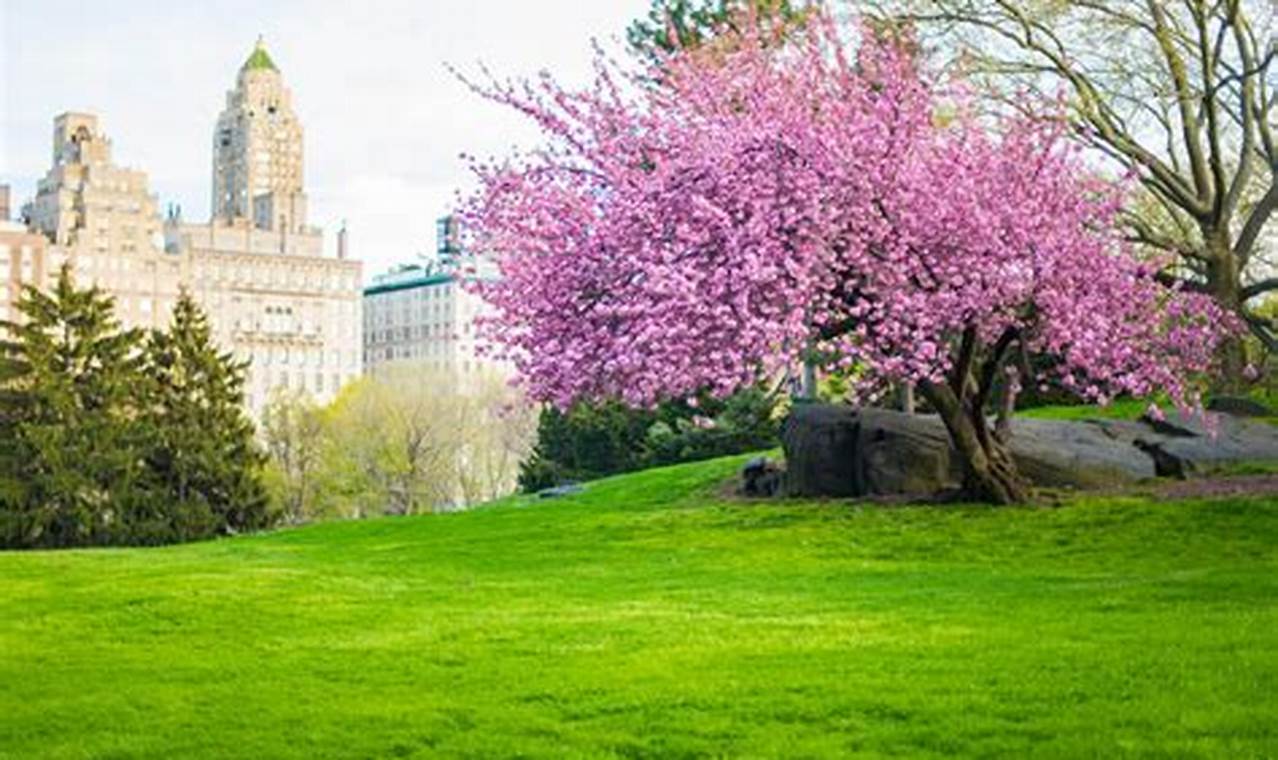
[{"x1": 2, "y1": 454, "x2": 1276, "y2": 759}]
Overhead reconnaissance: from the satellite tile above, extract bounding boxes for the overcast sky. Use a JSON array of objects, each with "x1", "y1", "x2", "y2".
[{"x1": 0, "y1": 0, "x2": 649, "y2": 279}]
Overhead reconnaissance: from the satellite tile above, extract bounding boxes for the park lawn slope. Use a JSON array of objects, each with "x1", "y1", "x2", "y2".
[{"x1": 1, "y1": 455, "x2": 1276, "y2": 759}]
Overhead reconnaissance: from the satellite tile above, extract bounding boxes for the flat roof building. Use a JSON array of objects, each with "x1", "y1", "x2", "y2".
[{"x1": 363, "y1": 216, "x2": 505, "y2": 384}]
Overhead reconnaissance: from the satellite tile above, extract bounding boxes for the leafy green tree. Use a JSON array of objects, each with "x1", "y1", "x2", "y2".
[
  {"x1": 518, "y1": 389, "x2": 780, "y2": 492},
  {"x1": 259, "y1": 368, "x2": 535, "y2": 519},
  {"x1": 627, "y1": 0, "x2": 809, "y2": 60},
  {"x1": 0, "y1": 266, "x2": 147, "y2": 548},
  {"x1": 261, "y1": 387, "x2": 328, "y2": 523},
  {"x1": 643, "y1": 388, "x2": 780, "y2": 467},
  {"x1": 519, "y1": 400, "x2": 654, "y2": 491},
  {"x1": 141, "y1": 291, "x2": 270, "y2": 541}
]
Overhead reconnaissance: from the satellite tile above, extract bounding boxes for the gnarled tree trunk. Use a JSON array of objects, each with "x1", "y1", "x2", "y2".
[
  {"x1": 917, "y1": 325, "x2": 1032, "y2": 505},
  {"x1": 921, "y1": 380, "x2": 1030, "y2": 504}
]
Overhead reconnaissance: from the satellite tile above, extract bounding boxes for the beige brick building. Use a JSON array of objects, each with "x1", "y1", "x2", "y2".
[
  {"x1": 23, "y1": 113, "x2": 187, "y2": 332},
  {"x1": 363, "y1": 215, "x2": 505, "y2": 381},
  {"x1": 0, "y1": 185, "x2": 51, "y2": 326},
  {"x1": 10, "y1": 39, "x2": 362, "y2": 417},
  {"x1": 167, "y1": 39, "x2": 362, "y2": 413}
]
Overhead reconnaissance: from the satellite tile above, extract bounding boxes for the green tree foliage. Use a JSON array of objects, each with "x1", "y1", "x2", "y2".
[
  {"x1": 141, "y1": 291, "x2": 270, "y2": 540},
  {"x1": 0, "y1": 267, "x2": 147, "y2": 547},
  {"x1": 323, "y1": 373, "x2": 452, "y2": 517},
  {"x1": 519, "y1": 401, "x2": 653, "y2": 491},
  {"x1": 518, "y1": 388, "x2": 780, "y2": 492},
  {"x1": 261, "y1": 367, "x2": 536, "y2": 520},
  {"x1": 261, "y1": 387, "x2": 327, "y2": 523},
  {"x1": 0, "y1": 268, "x2": 271, "y2": 548},
  {"x1": 627, "y1": 0, "x2": 809, "y2": 60}
]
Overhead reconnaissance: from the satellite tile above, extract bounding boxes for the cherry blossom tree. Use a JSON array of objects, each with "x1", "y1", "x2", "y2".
[{"x1": 460, "y1": 9, "x2": 1232, "y2": 504}]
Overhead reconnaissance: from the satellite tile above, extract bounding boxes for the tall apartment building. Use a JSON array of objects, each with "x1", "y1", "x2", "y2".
[
  {"x1": 24, "y1": 113, "x2": 187, "y2": 331},
  {"x1": 12, "y1": 39, "x2": 362, "y2": 416},
  {"x1": 363, "y1": 216, "x2": 504, "y2": 380},
  {"x1": 0, "y1": 184, "x2": 51, "y2": 326},
  {"x1": 166, "y1": 38, "x2": 362, "y2": 412}
]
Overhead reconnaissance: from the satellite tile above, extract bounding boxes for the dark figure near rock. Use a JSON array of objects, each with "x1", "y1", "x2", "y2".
[{"x1": 740, "y1": 457, "x2": 784, "y2": 498}]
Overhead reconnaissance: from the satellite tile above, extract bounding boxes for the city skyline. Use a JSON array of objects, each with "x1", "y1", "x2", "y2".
[{"x1": 0, "y1": 0, "x2": 649, "y2": 280}]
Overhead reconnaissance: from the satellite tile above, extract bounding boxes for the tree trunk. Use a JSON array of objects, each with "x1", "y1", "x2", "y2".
[
  {"x1": 1206, "y1": 237, "x2": 1247, "y2": 389},
  {"x1": 921, "y1": 381, "x2": 1030, "y2": 505},
  {"x1": 800, "y1": 360, "x2": 818, "y2": 400}
]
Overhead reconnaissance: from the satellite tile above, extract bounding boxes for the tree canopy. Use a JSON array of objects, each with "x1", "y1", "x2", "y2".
[
  {"x1": 883, "y1": 0, "x2": 1276, "y2": 375},
  {"x1": 627, "y1": 0, "x2": 810, "y2": 59},
  {"x1": 0, "y1": 269, "x2": 269, "y2": 548},
  {"x1": 462, "y1": 8, "x2": 1231, "y2": 503}
]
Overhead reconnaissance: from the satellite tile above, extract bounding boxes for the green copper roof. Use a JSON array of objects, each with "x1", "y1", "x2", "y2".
[{"x1": 242, "y1": 39, "x2": 278, "y2": 72}]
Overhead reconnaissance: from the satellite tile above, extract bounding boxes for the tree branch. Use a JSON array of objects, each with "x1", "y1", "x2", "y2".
[
  {"x1": 1235, "y1": 181, "x2": 1278, "y2": 262},
  {"x1": 973, "y1": 325, "x2": 1019, "y2": 419},
  {"x1": 1241, "y1": 277, "x2": 1278, "y2": 302}
]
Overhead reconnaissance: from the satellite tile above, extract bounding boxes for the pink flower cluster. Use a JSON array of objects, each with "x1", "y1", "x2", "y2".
[{"x1": 461, "y1": 10, "x2": 1230, "y2": 411}]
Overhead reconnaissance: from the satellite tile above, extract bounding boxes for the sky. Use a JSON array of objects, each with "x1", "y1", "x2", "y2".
[{"x1": 0, "y1": 0, "x2": 651, "y2": 280}]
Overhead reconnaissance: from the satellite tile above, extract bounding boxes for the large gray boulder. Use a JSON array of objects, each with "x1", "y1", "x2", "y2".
[
  {"x1": 1007, "y1": 418, "x2": 1157, "y2": 487},
  {"x1": 1133, "y1": 411, "x2": 1278, "y2": 478},
  {"x1": 781, "y1": 404, "x2": 864, "y2": 497},
  {"x1": 855, "y1": 409, "x2": 962, "y2": 495},
  {"x1": 782, "y1": 406, "x2": 962, "y2": 498},
  {"x1": 780, "y1": 404, "x2": 1278, "y2": 498}
]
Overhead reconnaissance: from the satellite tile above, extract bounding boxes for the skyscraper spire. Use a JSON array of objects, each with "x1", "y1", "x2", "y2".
[
  {"x1": 213, "y1": 39, "x2": 304, "y2": 232},
  {"x1": 242, "y1": 35, "x2": 278, "y2": 72}
]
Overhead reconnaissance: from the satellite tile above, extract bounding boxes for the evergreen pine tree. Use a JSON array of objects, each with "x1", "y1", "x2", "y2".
[
  {"x1": 141, "y1": 290, "x2": 270, "y2": 540},
  {"x1": 0, "y1": 265, "x2": 147, "y2": 548}
]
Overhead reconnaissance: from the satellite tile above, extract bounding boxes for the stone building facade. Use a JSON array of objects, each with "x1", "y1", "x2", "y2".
[
  {"x1": 167, "y1": 38, "x2": 362, "y2": 413},
  {"x1": 10, "y1": 40, "x2": 362, "y2": 417},
  {"x1": 23, "y1": 112, "x2": 187, "y2": 332},
  {"x1": 0, "y1": 188, "x2": 51, "y2": 326},
  {"x1": 362, "y1": 216, "x2": 504, "y2": 382}
]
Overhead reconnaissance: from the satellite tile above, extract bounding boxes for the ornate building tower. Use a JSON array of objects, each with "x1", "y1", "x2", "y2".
[
  {"x1": 20, "y1": 113, "x2": 180, "y2": 331},
  {"x1": 165, "y1": 38, "x2": 363, "y2": 415},
  {"x1": 12, "y1": 40, "x2": 362, "y2": 418},
  {"x1": 211, "y1": 37, "x2": 308, "y2": 234},
  {"x1": 26, "y1": 113, "x2": 162, "y2": 253}
]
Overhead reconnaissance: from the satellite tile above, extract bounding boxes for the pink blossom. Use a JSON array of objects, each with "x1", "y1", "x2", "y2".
[{"x1": 460, "y1": 10, "x2": 1231, "y2": 417}]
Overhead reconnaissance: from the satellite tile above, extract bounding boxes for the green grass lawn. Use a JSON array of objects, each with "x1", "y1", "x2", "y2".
[
  {"x1": 1018, "y1": 396, "x2": 1278, "y2": 427},
  {"x1": 2, "y1": 455, "x2": 1277, "y2": 759},
  {"x1": 1016, "y1": 398, "x2": 1153, "y2": 421}
]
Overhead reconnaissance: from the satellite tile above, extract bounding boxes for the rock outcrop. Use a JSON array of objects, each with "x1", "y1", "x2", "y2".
[{"x1": 779, "y1": 403, "x2": 1278, "y2": 498}]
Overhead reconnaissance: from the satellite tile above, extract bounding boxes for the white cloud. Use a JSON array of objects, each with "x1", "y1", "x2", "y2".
[{"x1": 0, "y1": 0, "x2": 650, "y2": 279}]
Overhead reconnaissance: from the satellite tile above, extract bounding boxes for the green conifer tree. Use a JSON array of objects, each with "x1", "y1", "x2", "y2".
[
  {"x1": 0, "y1": 265, "x2": 147, "y2": 548},
  {"x1": 141, "y1": 290, "x2": 271, "y2": 541}
]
